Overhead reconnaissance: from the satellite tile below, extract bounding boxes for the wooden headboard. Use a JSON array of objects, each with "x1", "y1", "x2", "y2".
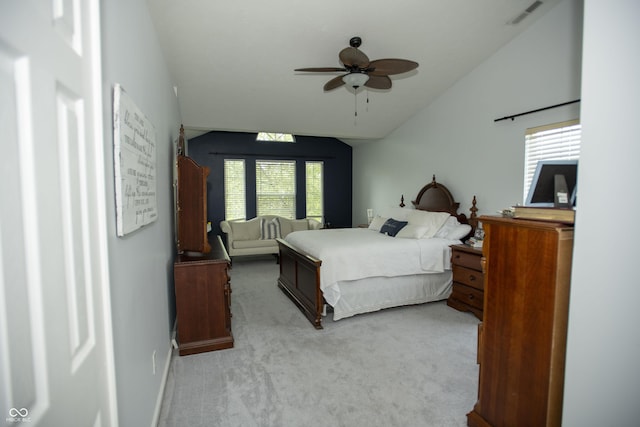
[{"x1": 403, "y1": 175, "x2": 478, "y2": 234}]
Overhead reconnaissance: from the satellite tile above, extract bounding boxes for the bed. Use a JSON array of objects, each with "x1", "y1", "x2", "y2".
[{"x1": 277, "y1": 175, "x2": 478, "y2": 329}]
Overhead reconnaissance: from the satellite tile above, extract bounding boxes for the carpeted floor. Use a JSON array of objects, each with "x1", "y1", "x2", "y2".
[{"x1": 158, "y1": 256, "x2": 480, "y2": 427}]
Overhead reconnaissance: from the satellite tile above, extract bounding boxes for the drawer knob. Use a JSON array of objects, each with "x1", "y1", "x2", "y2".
[
  {"x1": 469, "y1": 275, "x2": 476, "y2": 281},
  {"x1": 468, "y1": 294, "x2": 474, "y2": 300}
]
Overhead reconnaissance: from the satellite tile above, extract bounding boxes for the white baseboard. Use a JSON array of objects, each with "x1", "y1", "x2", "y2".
[{"x1": 151, "y1": 322, "x2": 176, "y2": 427}]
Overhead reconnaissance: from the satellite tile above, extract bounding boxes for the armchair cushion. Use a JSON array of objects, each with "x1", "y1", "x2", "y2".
[{"x1": 229, "y1": 219, "x2": 259, "y2": 241}]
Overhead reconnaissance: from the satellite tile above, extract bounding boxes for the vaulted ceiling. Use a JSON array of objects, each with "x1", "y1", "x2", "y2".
[{"x1": 147, "y1": 0, "x2": 560, "y2": 143}]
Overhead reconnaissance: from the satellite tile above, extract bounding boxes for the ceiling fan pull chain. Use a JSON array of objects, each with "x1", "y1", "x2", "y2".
[
  {"x1": 366, "y1": 89, "x2": 370, "y2": 112},
  {"x1": 354, "y1": 91, "x2": 358, "y2": 125}
]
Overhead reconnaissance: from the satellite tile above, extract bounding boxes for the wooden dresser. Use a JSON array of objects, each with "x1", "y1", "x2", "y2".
[
  {"x1": 174, "y1": 235, "x2": 233, "y2": 356},
  {"x1": 448, "y1": 244, "x2": 484, "y2": 320},
  {"x1": 467, "y1": 216, "x2": 573, "y2": 427}
]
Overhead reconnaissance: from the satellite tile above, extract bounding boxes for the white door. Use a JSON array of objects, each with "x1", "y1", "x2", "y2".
[{"x1": 0, "y1": 1, "x2": 117, "y2": 426}]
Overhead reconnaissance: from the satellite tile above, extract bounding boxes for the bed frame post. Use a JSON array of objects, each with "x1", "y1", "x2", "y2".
[{"x1": 469, "y1": 195, "x2": 478, "y2": 232}]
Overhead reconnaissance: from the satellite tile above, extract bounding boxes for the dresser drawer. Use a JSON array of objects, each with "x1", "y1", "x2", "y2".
[
  {"x1": 453, "y1": 265, "x2": 484, "y2": 290},
  {"x1": 450, "y1": 283, "x2": 484, "y2": 312},
  {"x1": 452, "y1": 249, "x2": 483, "y2": 270}
]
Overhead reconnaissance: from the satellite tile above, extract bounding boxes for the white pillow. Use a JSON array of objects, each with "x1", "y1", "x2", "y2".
[
  {"x1": 433, "y1": 216, "x2": 472, "y2": 240},
  {"x1": 379, "y1": 207, "x2": 412, "y2": 222},
  {"x1": 446, "y1": 224, "x2": 472, "y2": 240},
  {"x1": 407, "y1": 210, "x2": 451, "y2": 238},
  {"x1": 434, "y1": 216, "x2": 459, "y2": 238},
  {"x1": 368, "y1": 215, "x2": 388, "y2": 232}
]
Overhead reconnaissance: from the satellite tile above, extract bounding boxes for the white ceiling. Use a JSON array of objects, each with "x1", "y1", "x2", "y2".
[{"x1": 147, "y1": 0, "x2": 560, "y2": 143}]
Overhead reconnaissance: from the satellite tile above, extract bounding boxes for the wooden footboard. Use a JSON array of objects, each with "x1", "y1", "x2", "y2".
[{"x1": 277, "y1": 238, "x2": 323, "y2": 329}]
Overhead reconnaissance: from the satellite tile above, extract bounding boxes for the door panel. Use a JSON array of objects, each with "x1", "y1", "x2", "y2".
[{"x1": 1, "y1": 1, "x2": 117, "y2": 426}]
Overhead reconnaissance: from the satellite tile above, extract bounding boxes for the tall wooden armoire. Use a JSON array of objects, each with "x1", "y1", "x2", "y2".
[
  {"x1": 468, "y1": 216, "x2": 574, "y2": 427},
  {"x1": 176, "y1": 125, "x2": 210, "y2": 254}
]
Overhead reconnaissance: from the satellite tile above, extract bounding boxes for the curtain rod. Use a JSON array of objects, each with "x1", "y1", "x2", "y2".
[{"x1": 494, "y1": 99, "x2": 580, "y2": 122}]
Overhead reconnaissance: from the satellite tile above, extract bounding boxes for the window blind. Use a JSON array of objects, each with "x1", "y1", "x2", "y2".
[
  {"x1": 256, "y1": 160, "x2": 296, "y2": 218},
  {"x1": 523, "y1": 120, "x2": 581, "y2": 203},
  {"x1": 224, "y1": 159, "x2": 246, "y2": 220},
  {"x1": 305, "y1": 161, "x2": 323, "y2": 222}
]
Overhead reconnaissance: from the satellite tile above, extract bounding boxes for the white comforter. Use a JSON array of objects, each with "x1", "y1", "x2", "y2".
[{"x1": 284, "y1": 228, "x2": 459, "y2": 306}]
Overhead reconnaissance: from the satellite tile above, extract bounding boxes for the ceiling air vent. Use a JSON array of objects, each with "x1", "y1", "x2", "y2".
[{"x1": 508, "y1": 1, "x2": 543, "y2": 25}]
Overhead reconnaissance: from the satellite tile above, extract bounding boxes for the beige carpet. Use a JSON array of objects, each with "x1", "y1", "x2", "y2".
[{"x1": 158, "y1": 256, "x2": 479, "y2": 427}]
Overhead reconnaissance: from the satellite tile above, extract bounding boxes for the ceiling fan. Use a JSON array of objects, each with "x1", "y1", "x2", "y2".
[{"x1": 295, "y1": 36, "x2": 419, "y2": 91}]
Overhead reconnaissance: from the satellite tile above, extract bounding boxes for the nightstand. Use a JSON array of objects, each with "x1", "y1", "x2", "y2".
[{"x1": 447, "y1": 244, "x2": 484, "y2": 320}]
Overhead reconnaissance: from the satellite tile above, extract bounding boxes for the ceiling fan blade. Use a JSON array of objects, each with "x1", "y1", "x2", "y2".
[
  {"x1": 368, "y1": 59, "x2": 419, "y2": 76},
  {"x1": 295, "y1": 67, "x2": 347, "y2": 72},
  {"x1": 339, "y1": 47, "x2": 370, "y2": 68},
  {"x1": 323, "y1": 75, "x2": 346, "y2": 91},
  {"x1": 364, "y1": 75, "x2": 392, "y2": 90}
]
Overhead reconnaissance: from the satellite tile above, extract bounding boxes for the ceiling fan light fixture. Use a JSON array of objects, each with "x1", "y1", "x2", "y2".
[{"x1": 342, "y1": 72, "x2": 369, "y2": 88}]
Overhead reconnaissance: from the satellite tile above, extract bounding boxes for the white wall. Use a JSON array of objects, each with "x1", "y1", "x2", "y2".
[
  {"x1": 563, "y1": 1, "x2": 640, "y2": 425},
  {"x1": 101, "y1": 1, "x2": 181, "y2": 425},
  {"x1": 353, "y1": 0, "x2": 583, "y2": 223}
]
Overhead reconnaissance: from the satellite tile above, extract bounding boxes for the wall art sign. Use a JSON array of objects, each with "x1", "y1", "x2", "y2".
[{"x1": 113, "y1": 84, "x2": 157, "y2": 236}]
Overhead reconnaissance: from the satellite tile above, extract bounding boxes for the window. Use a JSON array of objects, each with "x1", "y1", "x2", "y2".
[
  {"x1": 223, "y1": 159, "x2": 246, "y2": 220},
  {"x1": 256, "y1": 132, "x2": 295, "y2": 143},
  {"x1": 256, "y1": 160, "x2": 296, "y2": 218},
  {"x1": 523, "y1": 120, "x2": 581, "y2": 203},
  {"x1": 305, "y1": 161, "x2": 324, "y2": 223}
]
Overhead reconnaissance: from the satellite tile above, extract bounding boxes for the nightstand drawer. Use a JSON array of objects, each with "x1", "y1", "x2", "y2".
[
  {"x1": 452, "y1": 250, "x2": 483, "y2": 270},
  {"x1": 450, "y1": 283, "x2": 484, "y2": 312},
  {"x1": 449, "y1": 244, "x2": 484, "y2": 320},
  {"x1": 453, "y1": 265, "x2": 484, "y2": 290}
]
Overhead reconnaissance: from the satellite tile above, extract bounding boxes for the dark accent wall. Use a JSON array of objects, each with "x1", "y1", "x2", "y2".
[{"x1": 188, "y1": 131, "x2": 352, "y2": 237}]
